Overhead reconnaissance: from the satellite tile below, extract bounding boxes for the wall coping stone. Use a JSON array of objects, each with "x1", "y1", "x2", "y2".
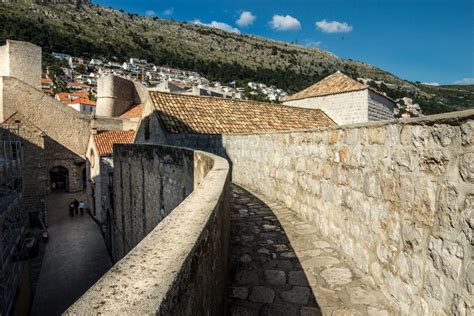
[{"x1": 65, "y1": 145, "x2": 230, "y2": 314}]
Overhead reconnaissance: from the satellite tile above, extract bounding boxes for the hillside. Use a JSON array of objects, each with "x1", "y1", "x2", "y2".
[{"x1": 0, "y1": 2, "x2": 472, "y2": 114}]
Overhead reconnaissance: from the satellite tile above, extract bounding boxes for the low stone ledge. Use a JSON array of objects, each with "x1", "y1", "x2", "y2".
[{"x1": 65, "y1": 146, "x2": 230, "y2": 315}]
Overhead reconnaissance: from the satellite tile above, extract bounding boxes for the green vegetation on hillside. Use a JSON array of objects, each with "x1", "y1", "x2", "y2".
[{"x1": 0, "y1": 2, "x2": 472, "y2": 114}]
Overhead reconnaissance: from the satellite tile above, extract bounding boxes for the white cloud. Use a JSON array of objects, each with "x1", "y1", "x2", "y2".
[
  {"x1": 422, "y1": 82, "x2": 440, "y2": 86},
  {"x1": 236, "y1": 11, "x2": 256, "y2": 27},
  {"x1": 269, "y1": 15, "x2": 301, "y2": 31},
  {"x1": 305, "y1": 40, "x2": 322, "y2": 48},
  {"x1": 453, "y1": 78, "x2": 474, "y2": 85},
  {"x1": 316, "y1": 19, "x2": 352, "y2": 33},
  {"x1": 163, "y1": 7, "x2": 174, "y2": 16},
  {"x1": 193, "y1": 19, "x2": 241, "y2": 34},
  {"x1": 145, "y1": 10, "x2": 156, "y2": 17}
]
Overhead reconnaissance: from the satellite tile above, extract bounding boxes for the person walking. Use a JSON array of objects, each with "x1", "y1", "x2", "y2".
[
  {"x1": 73, "y1": 199, "x2": 79, "y2": 216},
  {"x1": 79, "y1": 201, "x2": 85, "y2": 215},
  {"x1": 68, "y1": 202, "x2": 74, "y2": 217}
]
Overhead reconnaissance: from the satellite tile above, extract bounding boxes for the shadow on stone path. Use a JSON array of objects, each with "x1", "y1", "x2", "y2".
[
  {"x1": 30, "y1": 192, "x2": 112, "y2": 316},
  {"x1": 228, "y1": 184, "x2": 394, "y2": 316}
]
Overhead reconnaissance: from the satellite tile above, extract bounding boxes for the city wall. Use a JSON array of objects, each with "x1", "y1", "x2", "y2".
[
  {"x1": 67, "y1": 144, "x2": 231, "y2": 315},
  {"x1": 221, "y1": 111, "x2": 473, "y2": 315},
  {"x1": 150, "y1": 110, "x2": 473, "y2": 315}
]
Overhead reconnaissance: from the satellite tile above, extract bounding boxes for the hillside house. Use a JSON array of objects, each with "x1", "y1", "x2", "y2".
[
  {"x1": 283, "y1": 71, "x2": 395, "y2": 125},
  {"x1": 66, "y1": 97, "x2": 96, "y2": 113}
]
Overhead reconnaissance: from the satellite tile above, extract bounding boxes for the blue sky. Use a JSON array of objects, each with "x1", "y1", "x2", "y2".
[{"x1": 93, "y1": 0, "x2": 473, "y2": 85}]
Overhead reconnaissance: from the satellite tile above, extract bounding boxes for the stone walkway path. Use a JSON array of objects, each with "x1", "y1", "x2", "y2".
[
  {"x1": 30, "y1": 192, "x2": 112, "y2": 316},
  {"x1": 228, "y1": 185, "x2": 395, "y2": 316}
]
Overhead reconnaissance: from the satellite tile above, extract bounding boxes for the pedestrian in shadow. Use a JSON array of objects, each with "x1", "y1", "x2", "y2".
[
  {"x1": 79, "y1": 201, "x2": 85, "y2": 215},
  {"x1": 73, "y1": 199, "x2": 79, "y2": 216},
  {"x1": 69, "y1": 202, "x2": 74, "y2": 217}
]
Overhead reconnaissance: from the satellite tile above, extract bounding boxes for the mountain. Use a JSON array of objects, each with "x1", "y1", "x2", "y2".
[{"x1": 0, "y1": 2, "x2": 472, "y2": 114}]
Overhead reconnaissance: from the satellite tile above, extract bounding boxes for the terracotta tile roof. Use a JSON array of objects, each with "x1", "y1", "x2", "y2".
[
  {"x1": 149, "y1": 92, "x2": 336, "y2": 134},
  {"x1": 284, "y1": 71, "x2": 369, "y2": 101},
  {"x1": 67, "y1": 82, "x2": 89, "y2": 87},
  {"x1": 41, "y1": 77, "x2": 53, "y2": 84},
  {"x1": 67, "y1": 97, "x2": 96, "y2": 106},
  {"x1": 93, "y1": 130, "x2": 136, "y2": 156},
  {"x1": 120, "y1": 104, "x2": 144, "y2": 119}
]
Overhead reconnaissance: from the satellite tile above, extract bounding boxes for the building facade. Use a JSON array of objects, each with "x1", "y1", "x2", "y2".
[{"x1": 283, "y1": 71, "x2": 395, "y2": 125}]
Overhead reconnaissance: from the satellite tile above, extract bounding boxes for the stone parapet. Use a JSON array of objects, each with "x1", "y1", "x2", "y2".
[
  {"x1": 65, "y1": 144, "x2": 230, "y2": 315},
  {"x1": 220, "y1": 109, "x2": 473, "y2": 315}
]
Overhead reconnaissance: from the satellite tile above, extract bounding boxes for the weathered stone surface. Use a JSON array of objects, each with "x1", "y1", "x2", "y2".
[
  {"x1": 347, "y1": 286, "x2": 378, "y2": 305},
  {"x1": 300, "y1": 306, "x2": 323, "y2": 316},
  {"x1": 281, "y1": 286, "x2": 311, "y2": 305},
  {"x1": 236, "y1": 270, "x2": 259, "y2": 285},
  {"x1": 431, "y1": 124, "x2": 456, "y2": 147},
  {"x1": 249, "y1": 286, "x2": 275, "y2": 303},
  {"x1": 460, "y1": 121, "x2": 473, "y2": 146},
  {"x1": 320, "y1": 267, "x2": 353, "y2": 287},
  {"x1": 240, "y1": 254, "x2": 252, "y2": 263},
  {"x1": 264, "y1": 269, "x2": 286, "y2": 286},
  {"x1": 288, "y1": 271, "x2": 309, "y2": 286},
  {"x1": 332, "y1": 309, "x2": 363, "y2": 316},
  {"x1": 230, "y1": 305, "x2": 257, "y2": 316},
  {"x1": 231, "y1": 287, "x2": 249, "y2": 300},
  {"x1": 260, "y1": 303, "x2": 298, "y2": 316},
  {"x1": 459, "y1": 153, "x2": 474, "y2": 183}
]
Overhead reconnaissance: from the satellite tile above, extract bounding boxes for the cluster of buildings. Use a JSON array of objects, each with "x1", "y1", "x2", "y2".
[
  {"x1": 49, "y1": 52, "x2": 253, "y2": 114},
  {"x1": 0, "y1": 40, "x2": 398, "y2": 314},
  {"x1": 247, "y1": 81, "x2": 288, "y2": 101}
]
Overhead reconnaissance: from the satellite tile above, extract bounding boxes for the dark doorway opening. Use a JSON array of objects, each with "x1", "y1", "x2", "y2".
[{"x1": 49, "y1": 166, "x2": 69, "y2": 192}]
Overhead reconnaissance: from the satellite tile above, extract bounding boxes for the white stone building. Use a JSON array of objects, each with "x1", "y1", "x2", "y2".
[{"x1": 283, "y1": 71, "x2": 395, "y2": 125}]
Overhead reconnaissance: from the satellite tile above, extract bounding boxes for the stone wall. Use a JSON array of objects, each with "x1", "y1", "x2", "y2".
[
  {"x1": 218, "y1": 110, "x2": 473, "y2": 315},
  {"x1": 0, "y1": 76, "x2": 90, "y2": 156},
  {"x1": 141, "y1": 110, "x2": 473, "y2": 315},
  {"x1": 66, "y1": 144, "x2": 230, "y2": 315}
]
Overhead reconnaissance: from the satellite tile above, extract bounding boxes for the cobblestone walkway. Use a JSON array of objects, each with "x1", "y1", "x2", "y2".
[
  {"x1": 30, "y1": 192, "x2": 112, "y2": 316},
  {"x1": 228, "y1": 185, "x2": 394, "y2": 316}
]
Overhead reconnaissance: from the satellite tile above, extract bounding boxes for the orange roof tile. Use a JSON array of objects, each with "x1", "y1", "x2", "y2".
[
  {"x1": 41, "y1": 77, "x2": 53, "y2": 84},
  {"x1": 67, "y1": 82, "x2": 89, "y2": 87},
  {"x1": 120, "y1": 104, "x2": 144, "y2": 119},
  {"x1": 93, "y1": 130, "x2": 136, "y2": 156},
  {"x1": 284, "y1": 71, "x2": 369, "y2": 101},
  {"x1": 67, "y1": 97, "x2": 96, "y2": 106},
  {"x1": 149, "y1": 92, "x2": 336, "y2": 134}
]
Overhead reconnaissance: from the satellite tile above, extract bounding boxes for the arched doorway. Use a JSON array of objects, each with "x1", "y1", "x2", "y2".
[{"x1": 49, "y1": 166, "x2": 69, "y2": 192}]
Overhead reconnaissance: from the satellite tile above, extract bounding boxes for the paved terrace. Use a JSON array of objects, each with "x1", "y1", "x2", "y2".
[{"x1": 228, "y1": 185, "x2": 395, "y2": 315}]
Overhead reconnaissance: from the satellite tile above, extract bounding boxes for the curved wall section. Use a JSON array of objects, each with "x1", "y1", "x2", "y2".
[{"x1": 66, "y1": 144, "x2": 230, "y2": 315}]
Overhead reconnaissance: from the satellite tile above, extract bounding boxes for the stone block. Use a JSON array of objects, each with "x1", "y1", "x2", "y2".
[
  {"x1": 264, "y1": 269, "x2": 286, "y2": 286},
  {"x1": 249, "y1": 286, "x2": 275, "y2": 303},
  {"x1": 280, "y1": 286, "x2": 310, "y2": 305},
  {"x1": 421, "y1": 150, "x2": 449, "y2": 175},
  {"x1": 460, "y1": 121, "x2": 474, "y2": 146},
  {"x1": 431, "y1": 124, "x2": 456, "y2": 147},
  {"x1": 328, "y1": 130, "x2": 340, "y2": 145},
  {"x1": 363, "y1": 172, "x2": 381, "y2": 198},
  {"x1": 459, "y1": 152, "x2": 474, "y2": 183},
  {"x1": 368, "y1": 127, "x2": 387, "y2": 145}
]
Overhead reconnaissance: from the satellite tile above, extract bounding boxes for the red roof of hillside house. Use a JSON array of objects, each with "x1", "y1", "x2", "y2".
[
  {"x1": 42, "y1": 89, "x2": 54, "y2": 95},
  {"x1": 119, "y1": 104, "x2": 144, "y2": 119},
  {"x1": 67, "y1": 97, "x2": 96, "y2": 106},
  {"x1": 148, "y1": 91, "x2": 336, "y2": 134},
  {"x1": 67, "y1": 82, "x2": 89, "y2": 87},
  {"x1": 93, "y1": 130, "x2": 136, "y2": 156},
  {"x1": 41, "y1": 77, "x2": 53, "y2": 84},
  {"x1": 284, "y1": 71, "x2": 395, "y2": 103}
]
